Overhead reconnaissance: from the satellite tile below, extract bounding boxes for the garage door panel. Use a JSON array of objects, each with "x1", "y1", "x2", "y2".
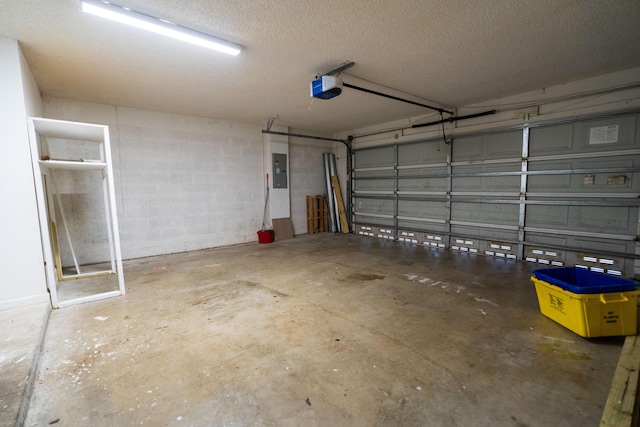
[
  {"x1": 398, "y1": 166, "x2": 447, "y2": 177},
  {"x1": 397, "y1": 166, "x2": 447, "y2": 192},
  {"x1": 525, "y1": 234, "x2": 634, "y2": 276},
  {"x1": 529, "y1": 157, "x2": 638, "y2": 193},
  {"x1": 485, "y1": 175, "x2": 520, "y2": 191},
  {"x1": 450, "y1": 225, "x2": 518, "y2": 242},
  {"x1": 451, "y1": 202, "x2": 480, "y2": 222},
  {"x1": 577, "y1": 157, "x2": 638, "y2": 192},
  {"x1": 451, "y1": 202, "x2": 519, "y2": 226},
  {"x1": 355, "y1": 169, "x2": 395, "y2": 178},
  {"x1": 355, "y1": 198, "x2": 394, "y2": 216},
  {"x1": 398, "y1": 200, "x2": 446, "y2": 219},
  {"x1": 526, "y1": 233, "x2": 568, "y2": 248},
  {"x1": 576, "y1": 206, "x2": 636, "y2": 234},
  {"x1": 529, "y1": 124, "x2": 573, "y2": 155},
  {"x1": 453, "y1": 164, "x2": 520, "y2": 191},
  {"x1": 353, "y1": 112, "x2": 640, "y2": 277},
  {"x1": 483, "y1": 163, "x2": 521, "y2": 191},
  {"x1": 452, "y1": 135, "x2": 482, "y2": 161},
  {"x1": 526, "y1": 205, "x2": 569, "y2": 227},
  {"x1": 528, "y1": 160, "x2": 573, "y2": 172},
  {"x1": 398, "y1": 141, "x2": 446, "y2": 165},
  {"x1": 577, "y1": 172, "x2": 634, "y2": 192},
  {"x1": 397, "y1": 220, "x2": 448, "y2": 235},
  {"x1": 355, "y1": 217, "x2": 395, "y2": 228},
  {"x1": 530, "y1": 115, "x2": 638, "y2": 157},
  {"x1": 486, "y1": 131, "x2": 523, "y2": 158},
  {"x1": 452, "y1": 176, "x2": 482, "y2": 191},
  {"x1": 527, "y1": 175, "x2": 572, "y2": 191},
  {"x1": 573, "y1": 237, "x2": 634, "y2": 256},
  {"x1": 527, "y1": 204, "x2": 637, "y2": 235},
  {"x1": 355, "y1": 146, "x2": 395, "y2": 168},
  {"x1": 528, "y1": 161, "x2": 572, "y2": 191},
  {"x1": 578, "y1": 157, "x2": 636, "y2": 169},
  {"x1": 453, "y1": 131, "x2": 521, "y2": 161},
  {"x1": 573, "y1": 253, "x2": 634, "y2": 277},
  {"x1": 398, "y1": 177, "x2": 447, "y2": 192},
  {"x1": 574, "y1": 115, "x2": 638, "y2": 150},
  {"x1": 354, "y1": 178, "x2": 395, "y2": 192}
]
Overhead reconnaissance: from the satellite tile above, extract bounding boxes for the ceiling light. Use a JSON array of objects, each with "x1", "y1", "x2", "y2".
[{"x1": 81, "y1": 0, "x2": 242, "y2": 56}]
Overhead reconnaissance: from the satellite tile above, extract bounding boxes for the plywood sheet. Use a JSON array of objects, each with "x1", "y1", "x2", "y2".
[{"x1": 272, "y1": 218, "x2": 294, "y2": 241}]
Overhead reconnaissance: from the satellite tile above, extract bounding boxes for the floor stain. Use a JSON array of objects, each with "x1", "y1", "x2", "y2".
[
  {"x1": 347, "y1": 273, "x2": 385, "y2": 281},
  {"x1": 537, "y1": 343, "x2": 592, "y2": 361}
]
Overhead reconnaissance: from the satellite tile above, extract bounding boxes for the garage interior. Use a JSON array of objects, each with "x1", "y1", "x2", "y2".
[{"x1": 2, "y1": 1, "x2": 640, "y2": 426}]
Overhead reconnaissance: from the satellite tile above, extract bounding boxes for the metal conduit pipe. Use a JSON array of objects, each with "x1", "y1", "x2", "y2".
[
  {"x1": 328, "y1": 153, "x2": 341, "y2": 233},
  {"x1": 323, "y1": 153, "x2": 337, "y2": 232}
]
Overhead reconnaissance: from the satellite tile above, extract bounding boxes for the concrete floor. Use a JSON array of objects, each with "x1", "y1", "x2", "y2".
[
  {"x1": 21, "y1": 233, "x2": 625, "y2": 426},
  {"x1": 0, "y1": 302, "x2": 49, "y2": 427}
]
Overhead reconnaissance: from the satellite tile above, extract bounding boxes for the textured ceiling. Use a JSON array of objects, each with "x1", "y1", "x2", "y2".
[{"x1": 1, "y1": 0, "x2": 640, "y2": 134}]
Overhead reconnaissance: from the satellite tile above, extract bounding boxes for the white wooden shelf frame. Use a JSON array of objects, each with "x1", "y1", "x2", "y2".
[{"x1": 27, "y1": 117, "x2": 125, "y2": 308}]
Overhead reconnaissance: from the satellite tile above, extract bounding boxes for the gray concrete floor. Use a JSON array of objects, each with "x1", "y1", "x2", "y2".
[
  {"x1": 0, "y1": 301, "x2": 49, "y2": 427},
  {"x1": 22, "y1": 233, "x2": 625, "y2": 426}
]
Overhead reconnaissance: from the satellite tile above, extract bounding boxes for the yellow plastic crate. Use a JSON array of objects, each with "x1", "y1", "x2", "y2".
[{"x1": 531, "y1": 276, "x2": 640, "y2": 337}]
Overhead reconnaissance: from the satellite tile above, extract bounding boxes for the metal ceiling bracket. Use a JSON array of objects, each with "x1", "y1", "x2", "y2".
[{"x1": 324, "y1": 61, "x2": 356, "y2": 77}]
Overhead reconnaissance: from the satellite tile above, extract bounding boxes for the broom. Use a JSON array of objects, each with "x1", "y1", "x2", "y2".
[{"x1": 261, "y1": 173, "x2": 269, "y2": 231}]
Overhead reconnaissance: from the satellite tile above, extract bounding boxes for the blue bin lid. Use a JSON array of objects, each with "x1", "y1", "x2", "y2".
[{"x1": 532, "y1": 267, "x2": 638, "y2": 294}]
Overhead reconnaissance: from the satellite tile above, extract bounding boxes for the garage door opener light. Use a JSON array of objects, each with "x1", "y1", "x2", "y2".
[{"x1": 81, "y1": 0, "x2": 242, "y2": 56}]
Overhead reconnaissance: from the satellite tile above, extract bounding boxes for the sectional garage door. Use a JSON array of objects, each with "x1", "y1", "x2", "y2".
[{"x1": 353, "y1": 112, "x2": 640, "y2": 277}]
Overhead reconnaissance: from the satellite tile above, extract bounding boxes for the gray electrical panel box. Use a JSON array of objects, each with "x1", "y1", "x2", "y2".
[{"x1": 272, "y1": 153, "x2": 287, "y2": 188}]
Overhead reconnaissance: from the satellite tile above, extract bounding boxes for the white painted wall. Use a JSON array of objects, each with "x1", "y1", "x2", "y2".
[
  {"x1": 20, "y1": 47, "x2": 42, "y2": 117},
  {"x1": 44, "y1": 98, "x2": 266, "y2": 260},
  {"x1": 0, "y1": 38, "x2": 49, "y2": 310},
  {"x1": 289, "y1": 134, "x2": 332, "y2": 234}
]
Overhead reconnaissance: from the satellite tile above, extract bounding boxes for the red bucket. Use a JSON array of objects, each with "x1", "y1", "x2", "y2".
[{"x1": 257, "y1": 230, "x2": 274, "y2": 244}]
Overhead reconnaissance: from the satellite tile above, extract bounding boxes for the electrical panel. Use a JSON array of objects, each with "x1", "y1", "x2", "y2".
[{"x1": 272, "y1": 153, "x2": 287, "y2": 188}]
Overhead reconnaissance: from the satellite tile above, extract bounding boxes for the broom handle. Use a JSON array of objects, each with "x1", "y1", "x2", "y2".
[{"x1": 262, "y1": 173, "x2": 269, "y2": 230}]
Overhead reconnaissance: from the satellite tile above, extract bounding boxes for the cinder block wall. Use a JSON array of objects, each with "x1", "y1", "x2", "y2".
[
  {"x1": 289, "y1": 135, "x2": 332, "y2": 234},
  {"x1": 43, "y1": 98, "x2": 266, "y2": 262}
]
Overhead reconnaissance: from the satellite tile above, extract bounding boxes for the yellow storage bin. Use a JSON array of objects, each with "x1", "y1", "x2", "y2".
[{"x1": 531, "y1": 276, "x2": 640, "y2": 338}]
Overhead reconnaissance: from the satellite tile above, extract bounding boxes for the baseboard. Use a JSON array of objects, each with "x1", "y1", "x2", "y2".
[{"x1": 0, "y1": 293, "x2": 50, "y2": 312}]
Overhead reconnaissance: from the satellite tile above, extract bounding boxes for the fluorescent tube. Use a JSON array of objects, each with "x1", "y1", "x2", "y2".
[{"x1": 81, "y1": 0, "x2": 241, "y2": 56}]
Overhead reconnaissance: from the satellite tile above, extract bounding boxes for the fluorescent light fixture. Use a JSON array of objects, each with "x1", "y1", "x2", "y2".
[{"x1": 81, "y1": 0, "x2": 241, "y2": 56}]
